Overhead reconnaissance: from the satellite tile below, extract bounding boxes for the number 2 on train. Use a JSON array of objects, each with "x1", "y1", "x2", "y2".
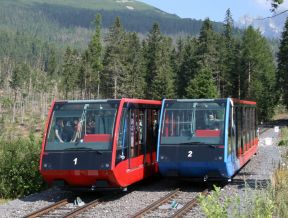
[{"x1": 188, "y1": 151, "x2": 193, "y2": 158}]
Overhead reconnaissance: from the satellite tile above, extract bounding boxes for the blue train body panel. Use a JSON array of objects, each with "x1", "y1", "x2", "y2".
[
  {"x1": 157, "y1": 98, "x2": 258, "y2": 181},
  {"x1": 159, "y1": 161, "x2": 229, "y2": 178}
]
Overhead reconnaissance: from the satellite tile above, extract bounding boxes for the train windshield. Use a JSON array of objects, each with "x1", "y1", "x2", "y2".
[
  {"x1": 160, "y1": 100, "x2": 226, "y2": 145},
  {"x1": 45, "y1": 101, "x2": 119, "y2": 151}
]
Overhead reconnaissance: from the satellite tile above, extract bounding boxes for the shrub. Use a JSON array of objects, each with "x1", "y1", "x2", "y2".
[
  {"x1": 0, "y1": 136, "x2": 46, "y2": 198},
  {"x1": 199, "y1": 185, "x2": 231, "y2": 218}
]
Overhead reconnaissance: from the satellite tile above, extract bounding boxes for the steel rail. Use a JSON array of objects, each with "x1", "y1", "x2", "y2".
[
  {"x1": 63, "y1": 191, "x2": 127, "y2": 218},
  {"x1": 171, "y1": 188, "x2": 209, "y2": 218},
  {"x1": 63, "y1": 198, "x2": 101, "y2": 218},
  {"x1": 23, "y1": 198, "x2": 69, "y2": 218},
  {"x1": 132, "y1": 188, "x2": 180, "y2": 218}
]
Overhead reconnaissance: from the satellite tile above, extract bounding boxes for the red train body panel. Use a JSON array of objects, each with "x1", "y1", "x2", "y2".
[{"x1": 40, "y1": 98, "x2": 161, "y2": 190}]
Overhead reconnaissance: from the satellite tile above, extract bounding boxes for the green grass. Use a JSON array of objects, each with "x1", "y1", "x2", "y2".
[
  {"x1": 0, "y1": 199, "x2": 9, "y2": 205},
  {"x1": 278, "y1": 127, "x2": 288, "y2": 146}
]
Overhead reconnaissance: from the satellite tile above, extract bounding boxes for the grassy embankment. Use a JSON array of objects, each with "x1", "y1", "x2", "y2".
[{"x1": 199, "y1": 126, "x2": 288, "y2": 218}]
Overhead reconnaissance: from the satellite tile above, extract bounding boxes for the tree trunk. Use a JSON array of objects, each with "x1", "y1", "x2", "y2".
[
  {"x1": 114, "y1": 76, "x2": 117, "y2": 99},
  {"x1": 97, "y1": 71, "x2": 100, "y2": 99},
  {"x1": 12, "y1": 91, "x2": 17, "y2": 123},
  {"x1": 248, "y1": 61, "x2": 251, "y2": 98},
  {"x1": 238, "y1": 75, "x2": 241, "y2": 99},
  {"x1": 20, "y1": 94, "x2": 24, "y2": 124}
]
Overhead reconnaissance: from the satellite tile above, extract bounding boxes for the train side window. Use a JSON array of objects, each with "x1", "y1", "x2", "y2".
[
  {"x1": 249, "y1": 108, "x2": 252, "y2": 146},
  {"x1": 245, "y1": 107, "x2": 248, "y2": 151},
  {"x1": 240, "y1": 106, "x2": 244, "y2": 154},
  {"x1": 235, "y1": 107, "x2": 240, "y2": 154},
  {"x1": 243, "y1": 107, "x2": 246, "y2": 151},
  {"x1": 252, "y1": 108, "x2": 255, "y2": 139},
  {"x1": 250, "y1": 108, "x2": 253, "y2": 145},
  {"x1": 251, "y1": 108, "x2": 255, "y2": 141},
  {"x1": 234, "y1": 106, "x2": 239, "y2": 157},
  {"x1": 138, "y1": 109, "x2": 145, "y2": 155},
  {"x1": 245, "y1": 107, "x2": 249, "y2": 150},
  {"x1": 252, "y1": 108, "x2": 255, "y2": 138},
  {"x1": 247, "y1": 108, "x2": 250, "y2": 148},
  {"x1": 228, "y1": 106, "x2": 235, "y2": 155}
]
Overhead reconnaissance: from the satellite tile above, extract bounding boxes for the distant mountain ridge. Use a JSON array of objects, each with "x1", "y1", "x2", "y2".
[
  {"x1": 0, "y1": 0, "x2": 224, "y2": 38},
  {"x1": 237, "y1": 13, "x2": 288, "y2": 38}
]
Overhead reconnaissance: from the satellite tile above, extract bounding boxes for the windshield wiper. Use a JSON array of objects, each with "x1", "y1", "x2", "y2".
[
  {"x1": 64, "y1": 147, "x2": 103, "y2": 154},
  {"x1": 179, "y1": 142, "x2": 207, "y2": 145},
  {"x1": 64, "y1": 147, "x2": 92, "y2": 150}
]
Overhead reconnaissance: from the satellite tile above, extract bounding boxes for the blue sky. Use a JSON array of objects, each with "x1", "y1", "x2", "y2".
[{"x1": 138, "y1": 0, "x2": 288, "y2": 22}]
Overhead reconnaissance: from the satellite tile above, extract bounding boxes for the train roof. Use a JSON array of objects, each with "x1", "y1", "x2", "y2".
[
  {"x1": 53, "y1": 98, "x2": 161, "y2": 105},
  {"x1": 54, "y1": 99, "x2": 120, "y2": 103},
  {"x1": 164, "y1": 98, "x2": 256, "y2": 105}
]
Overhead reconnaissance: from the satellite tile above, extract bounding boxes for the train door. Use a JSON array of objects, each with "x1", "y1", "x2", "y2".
[
  {"x1": 145, "y1": 109, "x2": 159, "y2": 164},
  {"x1": 127, "y1": 108, "x2": 144, "y2": 169},
  {"x1": 116, "y1": 104, "x2": 159, "y2": 170},
  {"x1": 115, "y1": 105, "x2": 145, "y2": 169}
]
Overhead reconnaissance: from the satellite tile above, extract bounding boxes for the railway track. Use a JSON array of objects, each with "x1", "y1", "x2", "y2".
[
  {"x1": 171, "y1": 189, "x2": 209, "y2": 218},
  {"x1": 132, "y1": 188, "x2": 209, "y2": 218},
  {"x1": 22, "y1": 177, "x2": 163, "y2": 218},
  {"x1": 23, "y1": 191, "x2": 122, "y2": 218},
  {"x1": 23, "y1": 198, "x2": 71, "y2": 218}
]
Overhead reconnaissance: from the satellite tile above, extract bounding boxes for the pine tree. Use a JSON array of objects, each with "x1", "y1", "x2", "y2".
[
  {"x1": 150, "y1": 37, "x2": 175, "y2": 99},
  {"x1": 176, "y1": 38, "x2": 198, "y2": 98},
  {"x1": 195, "y1": 18, "x2": 220, "y2": 95},
  {"x1": 122, "y1": 32, "x2": 145, "y2": 98},
  {"x1": 186, "y1": 67, "x2": 218, "y2": 99},
  {"x1": 240, "y1": 26, "x2": 277, "y2": 120},
  {"x1": 171, "y1": 38, "x2": 184, "y2": 98},
  {"x1": 10, "y1": 64, "x2": 24, "y2": 100},
  {"x1": 60, "y1": 47, "x2": 81, "y2": 99},
  {"x1": 46, "y1": 47, "x2": 57, "y2": 77},
  {"x1": 87, "y1": 14, "x2": 103, "y2": 98},
  {"x1": 102, "y1": 17, "x2": 126, "y2": 98},
  {"x1": 78, "y1": 50, "x2": 93, "y2": 99},
  {"x1": 219, "y1": 8, "x2": 236, "y2": 97},
  {"x1": 143, "y1": 23, "x2": 175, "y2": 99},
  {"x1": 143, "y1": 23, "x2": 162, "y2": 98},
  {"x1": 277, "y1": 17, "x2": 288, "y2": 109},
  {"x1": 197, "y1": 18, "x2": 219, "y2": 69}
]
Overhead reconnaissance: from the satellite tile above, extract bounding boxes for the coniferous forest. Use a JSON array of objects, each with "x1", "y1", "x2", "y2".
[{"x1": 1, "y1": 8, "x2": 285, "y2": 139}]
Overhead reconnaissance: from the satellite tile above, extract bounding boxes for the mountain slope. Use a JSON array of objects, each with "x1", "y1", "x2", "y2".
[{"x1": 0, "y1": 0, "x2": 224, "y2": 42}]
